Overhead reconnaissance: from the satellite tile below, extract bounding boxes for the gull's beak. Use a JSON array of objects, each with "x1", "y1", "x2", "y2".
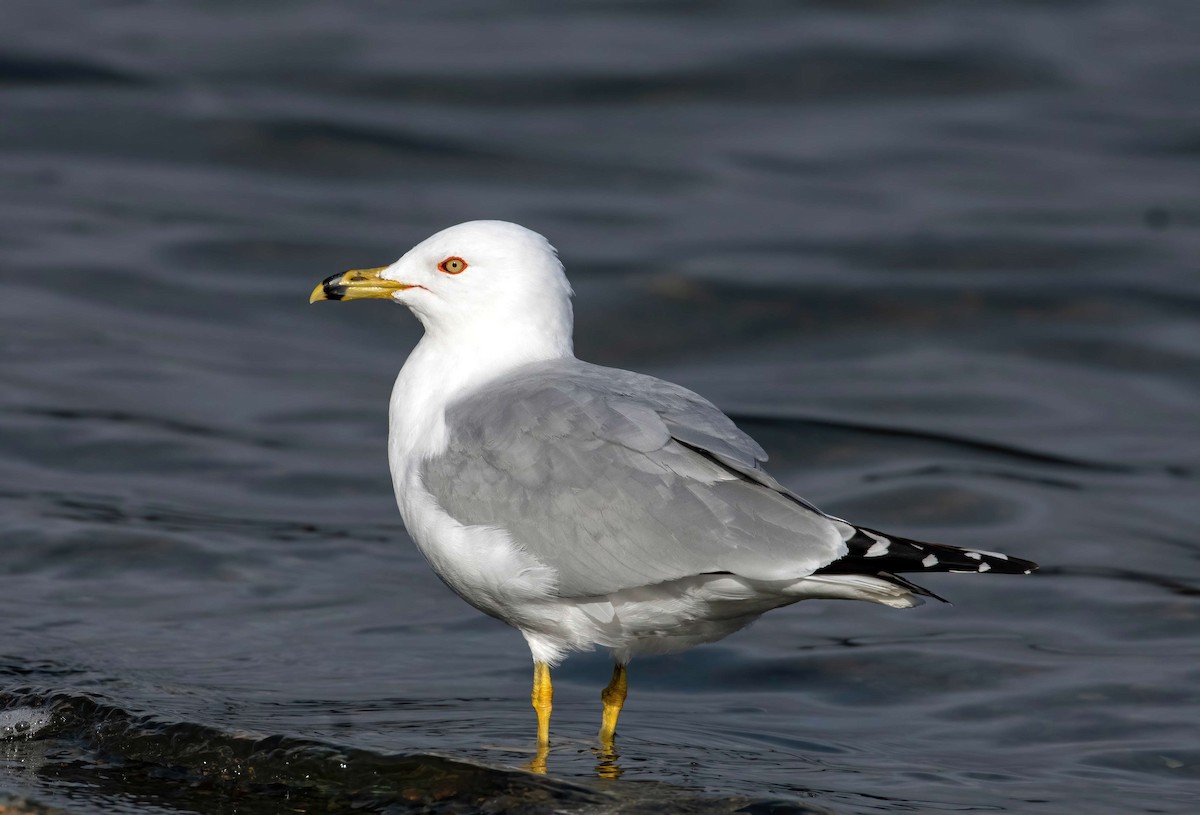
[{"x1": 309, "y1": 267, "x2": 413, "y2": 303}]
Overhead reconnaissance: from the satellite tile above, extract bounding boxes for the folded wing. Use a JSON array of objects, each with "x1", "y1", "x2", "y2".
[{"x1": 420, "y1": 359, "x2": 846, "y2": 598}]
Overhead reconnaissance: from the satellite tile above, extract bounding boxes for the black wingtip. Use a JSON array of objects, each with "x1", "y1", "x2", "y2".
[
  {"x1": 883, "y1": 572, "x2": 952, "y2": 604},
  {"x1": 819, "y1": 526, "x2": 1040, "y2": 578}
]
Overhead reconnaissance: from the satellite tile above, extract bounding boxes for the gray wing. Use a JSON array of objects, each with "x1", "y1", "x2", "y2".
[{"x1": 420, "y1": 359, "x2": 847, "y2": 598}]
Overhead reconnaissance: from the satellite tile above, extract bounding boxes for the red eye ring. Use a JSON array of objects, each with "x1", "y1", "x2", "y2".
[{"x1": 438, "y1": 256, "x2": 467, "y2": 274}]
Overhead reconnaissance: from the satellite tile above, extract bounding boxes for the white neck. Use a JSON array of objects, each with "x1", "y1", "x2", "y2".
[{"x1": 387, "y1": 313, "x2": 574, "y2": 475}]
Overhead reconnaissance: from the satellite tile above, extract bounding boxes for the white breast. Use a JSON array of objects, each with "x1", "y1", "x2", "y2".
[{"x1": 386, "y1": 338, "x2": 560, "y2": 624}]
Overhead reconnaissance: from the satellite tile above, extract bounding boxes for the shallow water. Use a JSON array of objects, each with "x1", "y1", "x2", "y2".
[{"x1": 2, "y1": 1, "x2": 1199, "y2": 813}]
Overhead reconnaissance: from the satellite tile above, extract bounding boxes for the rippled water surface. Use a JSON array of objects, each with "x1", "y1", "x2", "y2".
[{"x1": 3, "y1": 1, "x2": 1199, "y2": 813}]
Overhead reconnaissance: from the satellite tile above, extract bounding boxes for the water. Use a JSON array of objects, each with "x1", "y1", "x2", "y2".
[{"x1": 2, "y1": 1, "x2": 1199, "y2": 812}]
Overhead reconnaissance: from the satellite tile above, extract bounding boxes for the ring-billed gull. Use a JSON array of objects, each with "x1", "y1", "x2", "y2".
[{"x1": 310, "y1": 220, "x2": 1037, "y2": 764}]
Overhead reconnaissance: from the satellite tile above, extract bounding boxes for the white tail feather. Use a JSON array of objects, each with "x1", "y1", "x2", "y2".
[{"x1": 786, "y1": 574, "x2": 922, "y2": 609}]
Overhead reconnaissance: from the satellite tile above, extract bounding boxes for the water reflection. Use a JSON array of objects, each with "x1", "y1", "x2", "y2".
[
  {"x1": 520, "y1": 741, "x2": 624, "y2": 780},
  {"x1": 522, "y1": 744, "x2": 549, "y2": 775},
  {"x1": 593, "y1": 744, "x2": 624, "y2": 780}
]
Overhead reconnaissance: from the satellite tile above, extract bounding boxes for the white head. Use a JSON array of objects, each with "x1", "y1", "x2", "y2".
[{"x1": 312, "y1": 220, "x2": 575, "y2": 360}]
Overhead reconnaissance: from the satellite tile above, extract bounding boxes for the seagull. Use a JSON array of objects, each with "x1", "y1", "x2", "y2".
[{"x1": 310, "y1": 220, "x2": 1037, "y2": 766}]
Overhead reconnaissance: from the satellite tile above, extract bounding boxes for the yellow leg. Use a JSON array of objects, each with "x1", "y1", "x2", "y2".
[
  {"x1": 598, "y1": 663, "x2": 627, "y2": 747},
  {"x1": 532, "y1": 661, "x2": 553, "y2": 746},
  {"x1": 522, "y1": 662, "x2": 553, "y2": 773}
]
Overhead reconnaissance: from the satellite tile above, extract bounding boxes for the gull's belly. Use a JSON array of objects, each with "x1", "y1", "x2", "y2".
[
  {"x1": 393, "y1": 470, "x2": 782, "y2": 657},
  {"x1": 389, "y1": 445, "x2": 798, "y2": 663}
]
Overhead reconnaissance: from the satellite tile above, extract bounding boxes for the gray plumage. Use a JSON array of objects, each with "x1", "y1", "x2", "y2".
[{"x1": 420, "y1": 359, "x2": 846, "y2": 598}]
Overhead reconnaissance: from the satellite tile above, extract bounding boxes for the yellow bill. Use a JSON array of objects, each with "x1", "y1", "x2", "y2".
[{"x1": 309, "y1": 267, "x2": 411, "y2": 303}]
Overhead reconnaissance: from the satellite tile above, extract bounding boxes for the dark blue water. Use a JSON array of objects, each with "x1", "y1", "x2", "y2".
[{"x1": 2, "y1": 1, "x2": 1199, "y2": 813}]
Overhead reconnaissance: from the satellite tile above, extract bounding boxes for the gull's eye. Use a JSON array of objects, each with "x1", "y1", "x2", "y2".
[{"x1": 438, "y1": 256, "x2": 467, "y2": 275}]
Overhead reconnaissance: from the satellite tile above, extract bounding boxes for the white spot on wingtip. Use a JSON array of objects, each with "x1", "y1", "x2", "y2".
[
  {"x1": 978, "y1": 563, "x2": 992, "y2": 572},
  {"x1": 865, "y1": 541, "x2": 890, "y2": 557},
  {"x1": 921, "y1": 554, "x2": 938, "y2": 568},
  {"x1": 964, "y1": 552, "x2": 983, "y2": 560}
]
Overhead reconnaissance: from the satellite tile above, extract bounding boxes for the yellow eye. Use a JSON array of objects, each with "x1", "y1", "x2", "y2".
[{"x1": 438, "y1": 256, "x2": 467, "y2": 274}]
